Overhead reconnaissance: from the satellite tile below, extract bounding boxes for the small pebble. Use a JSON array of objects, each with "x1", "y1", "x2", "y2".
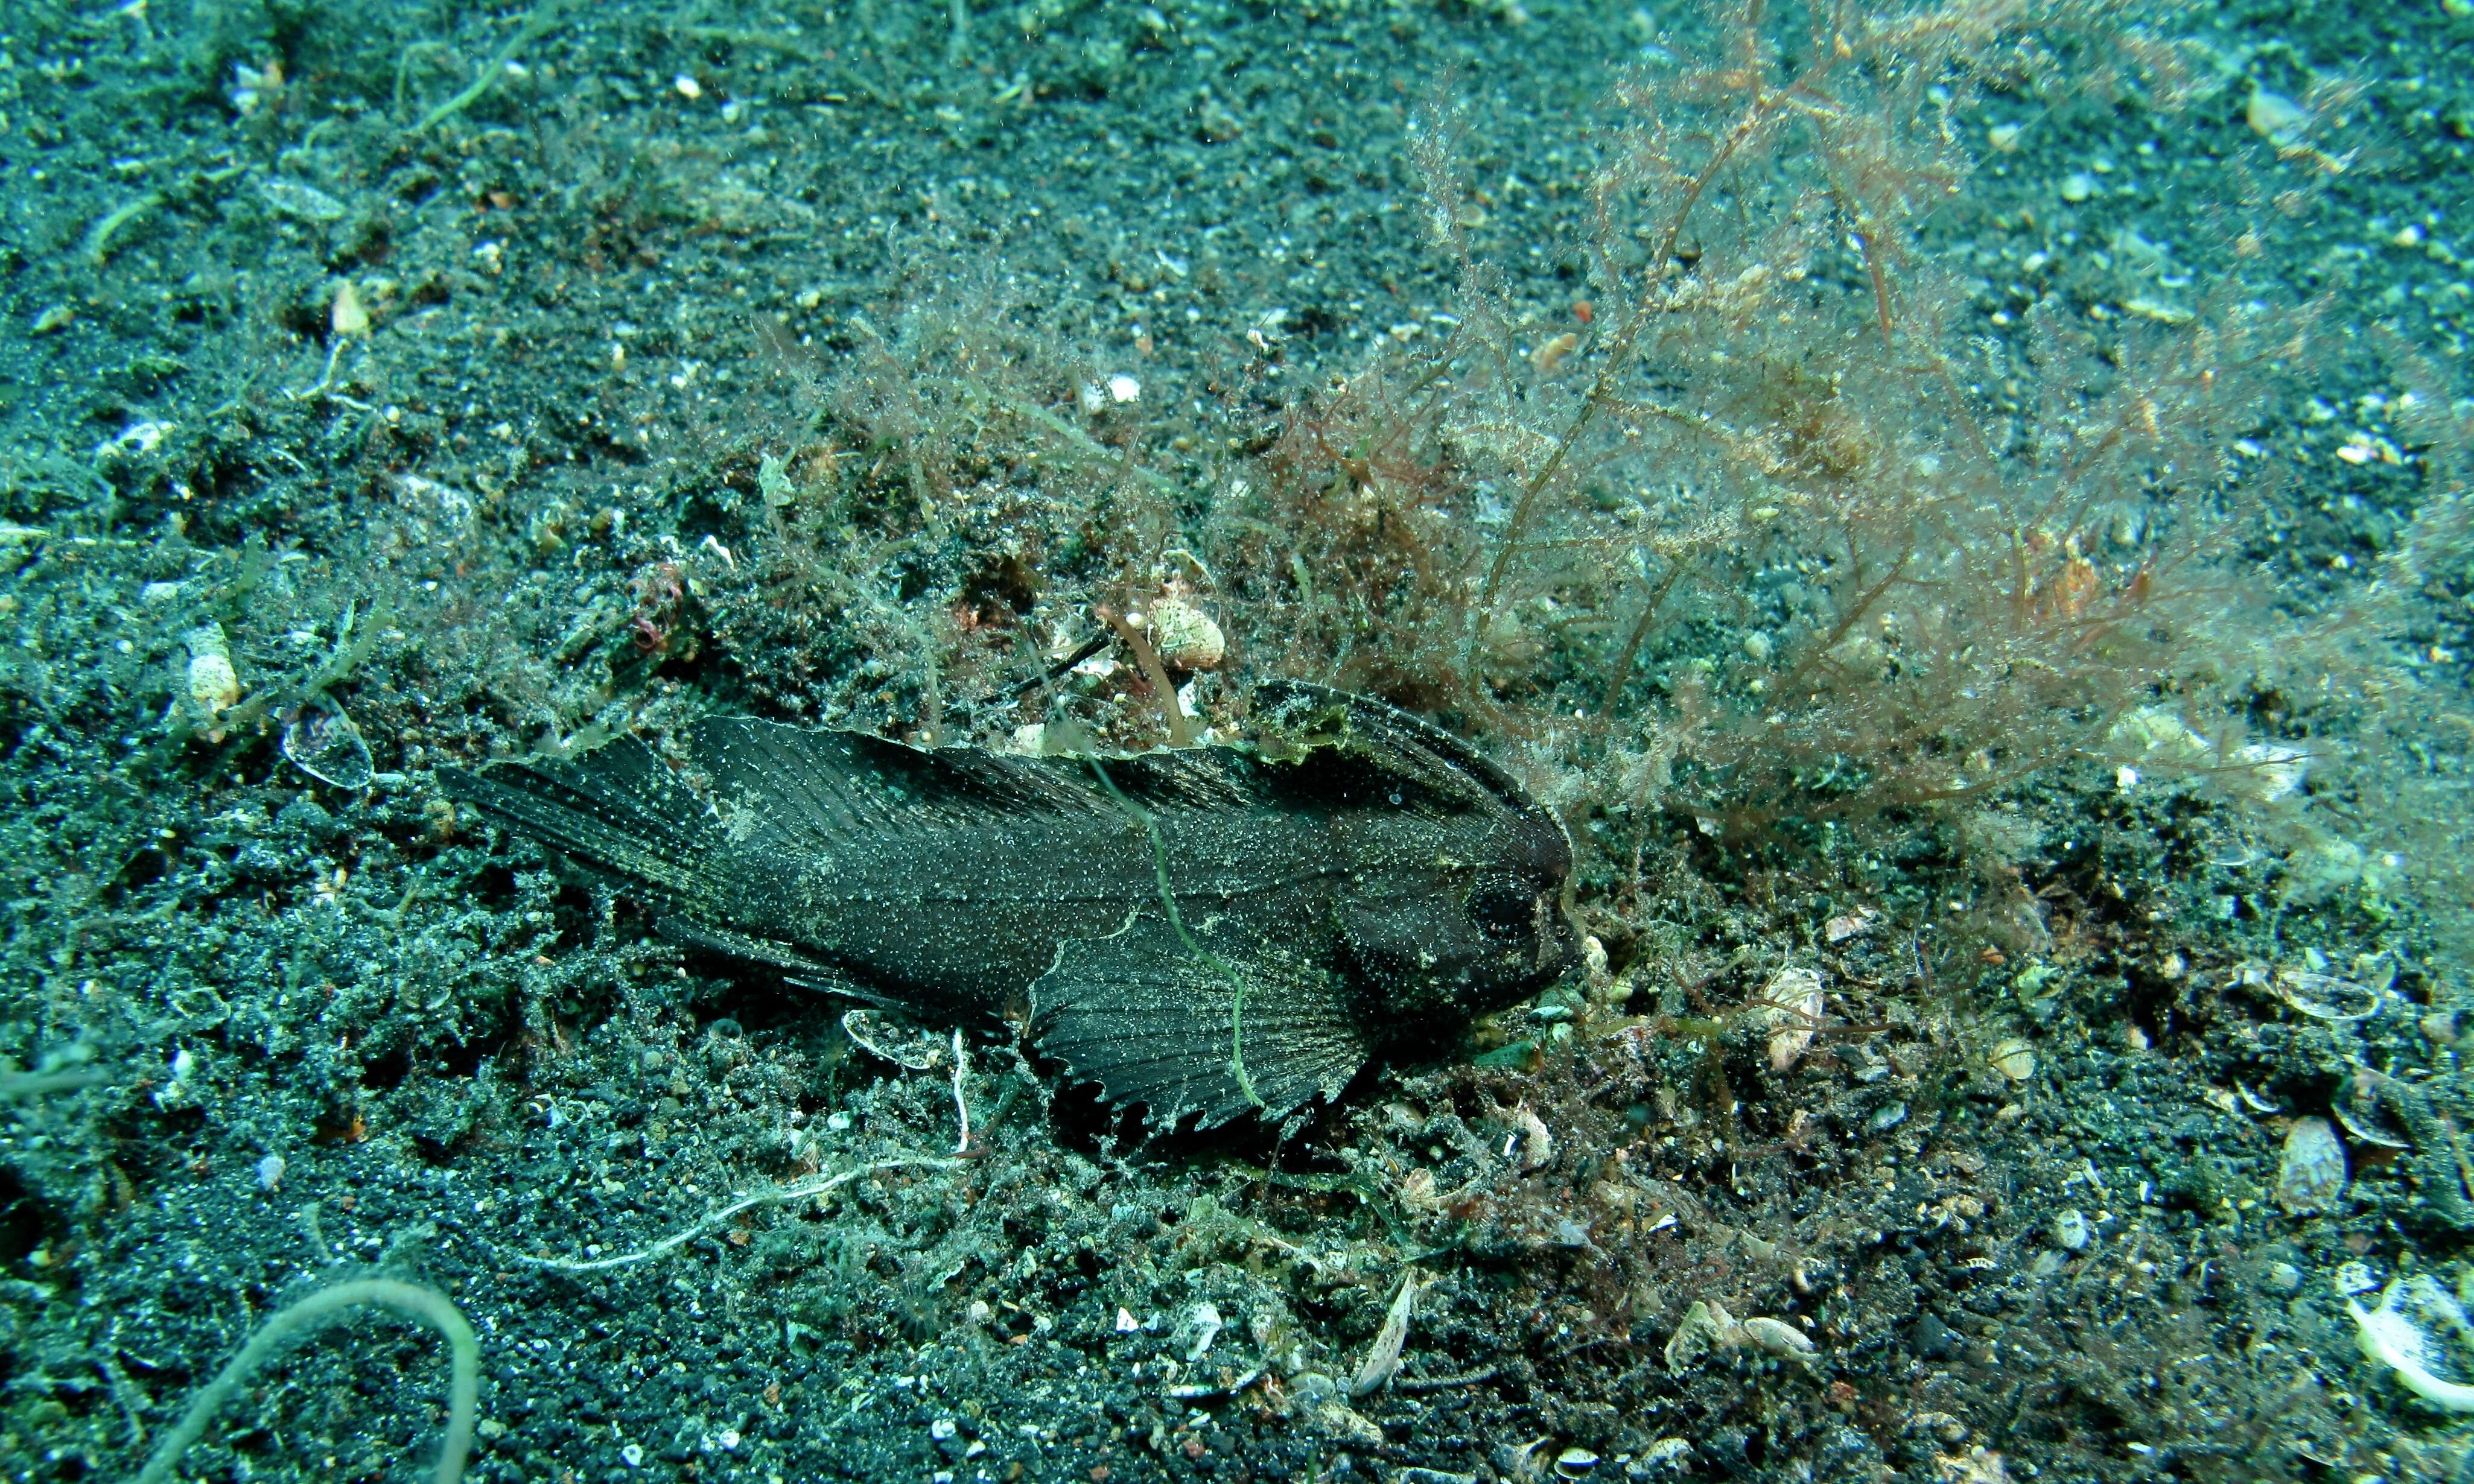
[
  {"x1": 2245, "y1": 87, "x2": 2308, "y2": 142},
  {"x1": 2059, "y1": 172, "x2": 2096, "y2": 203},
  {"x1": 2050, "y1": 1208, "x2": 2090, "y2": 1252}
]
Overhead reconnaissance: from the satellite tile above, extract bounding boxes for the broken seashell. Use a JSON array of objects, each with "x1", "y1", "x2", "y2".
[
  {"x1": 1741, "y1": 1316, "x2": 1817, "y2": 1362},
  {"x1": 1663, "y1": 1299, "x2": 1744, "y2": 1374},
  {"x1": 2246, "y1": 87, "x2": 2311, "y2": 145},
  {"x1": 2350, "y1": 1275, "x2": 2474, "y2": 1413},
  {"x1": 1494, "y1": 1103, "x2": 1553, "y2": 1172},
  {"x1": 2275, "y1": 1116, "x2": 2348, "y2": 1213},
  {"x1": 281, "y1": 702, "x2": 373, "y2": 790},
  {"x1": 186, "y1": 623, "x2": 241, "y2": 738},
  {"x1": 1145, "y1": 598, "x2": 1225, "y2": 671},
  {"x1": 1179, "y1": 1301, "x2": 1224, "y2": 1361},
  {"x1": 1749, "y1": 966, "x2": 1826, "y2": 1073},
  {"x1": 840, "y1": 1009, "x2": 946, "y2": 1070},
  {"x1": 2333, "y1": 1070, "x2": 2414, "y2": 1150},
  {"x1": 1986, "y1": 1038, "x2": 2036, "y2": 1082},
  {"x1": 1348, "y1": 1269, "x2": 1434, "y2": 1397},
  {"x1": 2272, "y1": 966, "x2": 2387, "y2": 1021}
]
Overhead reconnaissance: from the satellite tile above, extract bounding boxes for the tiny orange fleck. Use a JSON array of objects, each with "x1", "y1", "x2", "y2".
[{"x1": 1532, "y1": 331, "x2": 1580, "y2": 375}]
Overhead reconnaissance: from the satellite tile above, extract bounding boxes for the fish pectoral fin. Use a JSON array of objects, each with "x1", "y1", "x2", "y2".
[{"x1": 1030, "y1": 913, "x2": 1367, "y2": 1130}]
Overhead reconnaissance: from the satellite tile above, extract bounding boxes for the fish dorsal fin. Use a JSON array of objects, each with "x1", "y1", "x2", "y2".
[
  {"x1": 437, "y1": 738, "x2": 720, "y2": 905},
  {"x1": 687, "y1": 716, "x2": 1276, "y2": 857},
  {"x1": 1030, "y1": 911, "x2": 1368, "y2": 1129},
  {"x1": 688, "y1": 717, "x2": 1097, "y2": 849},
  {"x1": 1090, "y1": 747, "x2": 1274, "y2": 814},
  {"x1": 1248, "y1": 680, "x2": 1546, "y2": 823}
]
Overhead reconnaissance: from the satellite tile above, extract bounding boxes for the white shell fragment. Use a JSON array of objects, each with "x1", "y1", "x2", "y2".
[
  {"x1": 2274, "y1": 964, "x2": 2390, "y2": 1021},
  {"x1": 1986, "y1": 1038, "x2": 2036, "y2": 1082},
  {"x1": 1749, "y1": 966, "x2": 1825, "y2": 1073},
  {"x1": 185, "y1": 623, "x2": 240, "y2": 732},
  {"x1": 1507, "y1": 1103, "x2": 1553, "y2": 1172},
  {"x1": 330, "y1": 279, "x2": 371, "y2": 338},
  {"x1": 2246, "y1": 87, "x2": 2310, "y2": 144},
  {"x1": 1741, "y1": 1317, "x2": 1816, "y2": 1362},
  {"x1": 282, "y1": 703, "x2": 373, "y2": 790},
  {"x1": 1347, "y1": 1270, "x2": 1432, "y2": 1397},
  {"x1": 1664, "y1": 1299, "x2": 1740, "y2": 1374},
  {"x1": 1180, "y1": 1301, "x2": 1224, "y2": 1361},
  {"x1": 2332, "y1": 1070, "x2": 2412, "y2": 1150},
  {"x1": 840, "y1": 1009, "x2": 945, "y2": 1070},
  {"x1": 2275, "y1": 1116, "x2": 2348, "y2": 1213},
  {"x1": 1145, "y1": 598, "x2": 1225, "y2": 671},
  {"x1": 1665, "y1": 1301, "x2": 1816, "y2": 1372},
  {"x1": 2351, "y1": 1275, "x2": 2474, "y2": 1413},
  {"x1": 2266, "y1": 954, "x2": 2385, "y2": 1024}
]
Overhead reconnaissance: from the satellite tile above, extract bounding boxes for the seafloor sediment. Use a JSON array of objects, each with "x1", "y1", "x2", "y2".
[{"x1": 4, "y1": 1, "x2": 2474, "y2": 1480}]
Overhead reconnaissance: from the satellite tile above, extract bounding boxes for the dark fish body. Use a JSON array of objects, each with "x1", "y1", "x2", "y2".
[{"x1": 440, "y1": 682, "x2": 1575, "y2": 1126}]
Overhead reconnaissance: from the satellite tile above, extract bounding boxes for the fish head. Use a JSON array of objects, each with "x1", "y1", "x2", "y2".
[
  {"x1": 1250, "y1": 680, "x2": 1581, "y2": 1044},
  {"x1": 1336, "y1": 805, "x2": 1579, "y2": 1032}
]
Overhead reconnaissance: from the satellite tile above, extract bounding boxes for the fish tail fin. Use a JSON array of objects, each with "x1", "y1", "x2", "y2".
[{"x1": 438, "y1": 738, "x2": 719, "y2": 906}]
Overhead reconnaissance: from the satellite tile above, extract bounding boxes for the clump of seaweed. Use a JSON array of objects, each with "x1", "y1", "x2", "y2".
[
  {"x1": 1214, "y1": 0, "x2": 2316, "y2": 860},
  {"x1": 693, "y1": 266, "x2": 1227, "y2": 751}
]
